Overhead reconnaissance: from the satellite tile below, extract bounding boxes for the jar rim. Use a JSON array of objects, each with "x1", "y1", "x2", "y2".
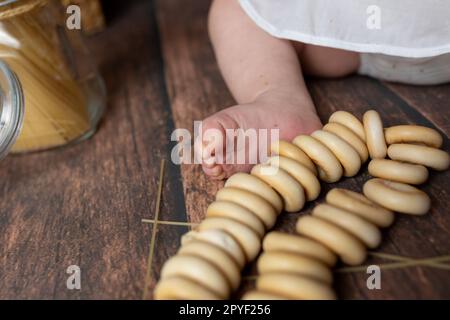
[{"x1": 0, "y1": 60, "x2": 24, "y2": 160}]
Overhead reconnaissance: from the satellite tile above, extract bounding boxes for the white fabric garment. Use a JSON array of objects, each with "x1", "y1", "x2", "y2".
[
  {"x1": 239, "y1": 0, "x2": 450, "y2": 58},
  {"x1": 358, "y1": 53, "x2": 450, "y2": 85}
]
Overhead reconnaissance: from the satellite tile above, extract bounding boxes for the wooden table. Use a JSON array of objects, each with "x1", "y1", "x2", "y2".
[{"x1": 1, "y1": 0, "x2": 449, "y2": 299}]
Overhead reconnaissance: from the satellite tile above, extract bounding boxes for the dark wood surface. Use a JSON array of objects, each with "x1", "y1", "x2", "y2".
[{"x1": 0, "y1": 0, "x2": 449, "y2": 299}]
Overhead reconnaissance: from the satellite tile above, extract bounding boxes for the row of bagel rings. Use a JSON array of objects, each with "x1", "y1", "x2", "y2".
[{"x1": 154, "y1": 110, "x2": 449, "y2": 300}]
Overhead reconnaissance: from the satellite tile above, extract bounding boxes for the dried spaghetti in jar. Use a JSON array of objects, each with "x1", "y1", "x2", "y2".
[{"x1": 0, "y1": 0, "x2": 105, "y2": 158}]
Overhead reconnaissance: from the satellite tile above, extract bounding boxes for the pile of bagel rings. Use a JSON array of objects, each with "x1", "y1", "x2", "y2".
[{"x1": 154, "y1": 110, "x2": 449, "y2": 300}]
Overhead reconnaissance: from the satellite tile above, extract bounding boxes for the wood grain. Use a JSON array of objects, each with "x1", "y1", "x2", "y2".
[{"x1": 383, "y1": 82, "x2": 450, "y2": 137}]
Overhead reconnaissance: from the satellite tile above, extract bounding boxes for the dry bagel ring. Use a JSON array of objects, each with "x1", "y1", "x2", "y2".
[
  {"x1": 368, "y1": 159, "x2": 429, "y2": 185},
  {"x1": 179, "y1": 240, "x2": 241, "y2": 291},
  {"x1": 241, "y1": 290, "x2": 286, "y2": 300},
  {"x1": 296, "y1": 216, "x2": 367, "y2": 265},
  {"x1": 363, "y1": 178, "x2": 431, "y2": 215},
  {"x1": 271, "y1": 140, "x2": 317, "y2": 174},
  {"x1": 216, "y1": 187, "x2": 278, "y2": 229},
  {"x1": 266, "y1": 156, "x2": 321, "y2": 201},
  {"x1": 154, "y1": 276, "x2": 220, "y2": 300},
  {"x1": 387, "y1": 144, "x2": 450, "y2": 171},
  {"x1": 323, "y1": 122, "x2": 369, "y2": 162},
  {"x1": 181, "y1": 229, "x2": 246, "y2": 269},
  {"x1": 311, "y1": 130, "x2": 362, "y2": 177},
  {"x1": 256, "y1": 273, "x2": 336, "y2": 300},
  {"x1": 225, "y1": 173, "x2": 283, "y2": 213},
  {"x1": 326, "y1": 188, "x2": 394, "y2": 227},
  {"x1": 198, "y1": 217, "x2": 262, "y2": 261},
  {"x1": 329, "y1": 110, "x2": 366, "y2": 142},
  {"x1": 385, "y1": 125, "x2": 443, "y2": 148},
  {"x1": 263, "y1": 232, "x2": 337, "y2": 266},
  {"x1": 160, "y1": 254, "x2": 230, "y2": 298},
  {"x1": 312, "y1": 204, "x2": 382, "y2": 249},
  {"x1": 251, "y1": 164, "x2": 306, "y2": 212},
  {"x1": 257, "y1": 252, "x2": 333, "y2": 284},
  {"x1": 292, "y1": 135, "x2": 343, "y2": 183},
  {"x1": 207, "y1": 201, "x2": 266, "y2": 237},
  {"x1": 363, "y1": 110, "x2": 387, "y2": 159}
]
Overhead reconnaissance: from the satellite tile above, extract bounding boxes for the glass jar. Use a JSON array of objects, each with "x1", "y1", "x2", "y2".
[{"x1": 0, "y1": 0, "x2": 106, "y2": 159}]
